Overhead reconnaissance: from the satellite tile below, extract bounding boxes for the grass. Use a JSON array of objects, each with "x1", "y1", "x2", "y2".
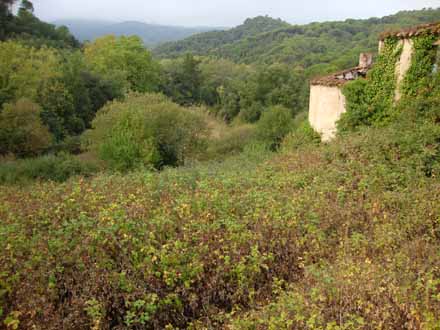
[{"x1": 0, "y1": 111, "x2": 439, "y2": 329}]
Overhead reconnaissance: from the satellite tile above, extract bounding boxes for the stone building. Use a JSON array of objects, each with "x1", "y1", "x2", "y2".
[
  {"x1": 381, "y1": 23, "x2": 440, "y2": 101},
  {"x1": 309, "y1": 22, "x2": 440, "y2": 141},
  {"x1": 308, "y1": 53, "x2": 372, "y2": 141}
]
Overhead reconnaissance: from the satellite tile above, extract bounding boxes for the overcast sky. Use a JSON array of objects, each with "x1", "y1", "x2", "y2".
[{"x1": 32, "y1": 0, "x2": 440, "y2": 27}]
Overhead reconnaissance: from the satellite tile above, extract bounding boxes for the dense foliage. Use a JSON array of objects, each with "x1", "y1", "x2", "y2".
[
  {"x1": 0, "y1": 0, "x2": 79, "y2": 48},
  {"x1": 160, "y1": 54, "x2": 204, "y2": 106},
  {"x1": 338, "y1": 37, "x2": 402, "y2": 131},
  {"x1": 1, "y1": 97, "x2": 439, "y2": 329},
  {"x1": 155, "y1": 16, "x2": 290, "y2": 60},
  {"x1": 84, "y1": 35, "x2": 161, "y2": 94},
  {"x1": 0, "y1": 98, "x2": 51, "y2": 157},
  {"x1": 1, "y1": 3, "x2": 440, "y2": 329},
  {"x1": 155, "y1": 9, "x2": 440, "y2": 71},
  {"x1": 340, "y1": 30, "x2": 440, "y2": 132},
  {"x1": 0, "y1": 40, "x2": 60, "y2": 105},
  {"x1": 161, "y1": 56, "x2": 309, "y2": 122},
  {"x1": 0, "y1": 39, "x2": 119, "y2": 146},
  {"x1": 83, "y1": 93, "x2": 208, "y2": 171}
]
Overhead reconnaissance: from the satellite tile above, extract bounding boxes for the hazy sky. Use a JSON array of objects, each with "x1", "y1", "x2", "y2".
[{"x1": 32, "y1": 0, "x2": 440, "y2": 27}]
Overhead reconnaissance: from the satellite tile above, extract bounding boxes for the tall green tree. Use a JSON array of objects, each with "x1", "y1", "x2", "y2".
[
  {"x1": 0, "y1": 40, "x2": 60, "y2": 106},
  {"x1": 0, "y1": 41, "x2": 92, "y2": 140},
  {"x1": 0, "y1": 0, "x2": 16, "y2": 40},
  {"x1": 61, "y1": 51, "x2": 121, "y2": 132},
  {"x1": 0, "y1": 98, "x2": 52, "y2": 157},
  {"x1": 2, "y1": 0, "x2": 79, "y2": 48},
  {"x1": 84, "y1": 35, "x2": 161, "y2": 94},
  {"x1": 161, "y1": 54, "x2": 203, "y2": 105}
]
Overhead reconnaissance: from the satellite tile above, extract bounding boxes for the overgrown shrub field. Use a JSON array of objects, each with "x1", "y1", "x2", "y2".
[{"x1": 1, "y1": 103, "x2": 439, "y2": 329}]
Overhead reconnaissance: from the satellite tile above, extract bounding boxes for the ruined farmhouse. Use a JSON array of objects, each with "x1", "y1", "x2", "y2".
[{"x1": 309, "y1": 23, "x2": 440, "y2": 141}]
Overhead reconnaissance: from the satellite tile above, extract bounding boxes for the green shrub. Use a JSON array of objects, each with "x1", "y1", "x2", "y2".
[
  {"x1": 0, "y1": 152, "x2": 98, "y2": 184},
  {"x1": 84, "y1": 35, "x2": 161, "y2": 94},
  {"x1": 337, "y1": 79, "x2": 371, "y2": 133},
  {"x1": 340, "y1": 33, "x2": 439, "y2": 133},
  {"x1": 205, "y1": 124, "x2": 257, "y2": 160},
  {"x1": 400, "y1": 33, "x2": 438, "y2": 99},
  {"x1": 0, "y1": 98, "x2": 52, "y2": 157},
  {"x1": 83, "y1": 93, "x2": 208, "y2": 171},
  {"x1": 1, "y1": 94, "x2": 440, "y2": 329},
  {"x1": 282, "y1": 119, "x2": 321, "y2": 151},
  {"x1": 49, "y1": 135, "x2": 83, "y2": 155},
  {"x1": 238, "y1": 102, "x2": 264, "y2": 123},
  {"x1": 339, "y1": 37, "x2": 402, "y2": 131},
  {"x1": 256, "y1": 105, "x2": 294, "y2": 150}
]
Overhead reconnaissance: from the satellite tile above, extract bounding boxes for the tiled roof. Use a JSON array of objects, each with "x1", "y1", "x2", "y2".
[
  {"x1": 379, "y1": 22, "x2": 440, "y2": 41},
  {"x1": 310, "y1": 66, "x2": 370, "y2": 87}
]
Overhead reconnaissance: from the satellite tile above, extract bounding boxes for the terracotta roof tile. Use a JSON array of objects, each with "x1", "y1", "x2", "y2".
[
  {"x1": 379, "y1": 22, "x2": 440, "y2": 41},
  {"x1": 311, "y1": 66, "x2": 370, "y2": 87}
]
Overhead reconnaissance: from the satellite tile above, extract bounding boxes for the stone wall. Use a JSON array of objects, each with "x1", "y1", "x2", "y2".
[
  {"x1": 308, "y1": 85, "x2": 346, "y2": 141},
  {"x1": 308, "y1": 23, "x2": 440, "y2": 141}
]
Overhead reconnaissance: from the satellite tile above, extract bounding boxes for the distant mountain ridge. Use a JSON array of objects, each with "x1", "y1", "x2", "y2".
[
  {"x1": 53, "y1": 19, "x2": 225, "y2": 46},
  {"x1": 153, "y1": 9, "x2": 440, "y2": 69}
]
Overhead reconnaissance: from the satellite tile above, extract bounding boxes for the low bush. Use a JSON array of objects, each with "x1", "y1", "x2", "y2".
[
  {"x1": 256, "y1": 105, "x2": 294, "y2": 150},
  {"x1": 0, "y1": 152, "x2": 98, "y2": 184},
  {"x1": 83, "y1": 93, "x2": 208, "y2": 171},
  {"x1": 0, "y1": 98, "x2": 52, "y2": 157},
  {"x1": 282, "y1": 115, "x2": 321, "y2": 151},
  {"x1": 237, "y1": 102, "x2": 264, "y2": 123},
  {"x1": 49, "y1": 135, "x2": 83, "y2": 155},
  {"x1": 205, "y1": 124, "x2": 257, "y2": 160}
]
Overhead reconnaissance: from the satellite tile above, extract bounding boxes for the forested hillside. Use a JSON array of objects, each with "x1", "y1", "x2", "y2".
[
  {"x1": 154, "y1": 16, "x2": 290, "y2": 59},
  {"x1": 0, "y1": 0, "x2": 79, "y2": 48},
  {"x1": 155, "y1": 9, "x2": 440, "y2": 73},
  {"x1": 53, "y1": 19, "x2": 222, "y2": 46}
]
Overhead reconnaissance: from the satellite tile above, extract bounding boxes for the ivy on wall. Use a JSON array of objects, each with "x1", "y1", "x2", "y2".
[
  {"x1": 400, "y1": 33, "x2": 438, "y2": 98},
  {"x1": 338, "y1": 37, "x2": 402, "y2": 132},
  {"x1": 339, "y1": 32, "x2": 439, "y2": 133}
]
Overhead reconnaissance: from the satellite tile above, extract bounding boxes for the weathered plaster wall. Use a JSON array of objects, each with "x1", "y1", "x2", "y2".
[
  {"x1": 378, "y1": 40, "x2": 385, "y2": 53},
  {"x1": 395, "y1": 39, "x2": 414, "y2": 101},
  {"x1": 309, "y1": 85, "x2": 346, "y2": 141},
  {"x1": 309, "y1": 32, "x2": 438, "y2": 141}
]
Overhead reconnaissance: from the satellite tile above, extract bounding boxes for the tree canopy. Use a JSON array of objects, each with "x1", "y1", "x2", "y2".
[{"x1": 84, "y1": 35, "x2": 161, "y2": 94}]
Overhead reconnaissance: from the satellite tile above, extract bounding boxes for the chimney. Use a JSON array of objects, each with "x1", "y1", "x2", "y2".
[{"x1": 359, "y1": 53, "x2": 373, "y2": 69}]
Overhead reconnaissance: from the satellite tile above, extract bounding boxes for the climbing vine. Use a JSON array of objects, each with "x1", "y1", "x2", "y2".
[
  {"x1": 338, "y1": 37, "x2": 402, "y2": 132},
  {"x1": 400, "y1": 33, "x2": 438, "y2": 99}
]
